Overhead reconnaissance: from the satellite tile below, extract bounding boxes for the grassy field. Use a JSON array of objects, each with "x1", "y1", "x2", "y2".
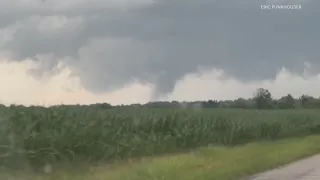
[
  {"x1": 71, "y1": 135, "x2": 320, "y2": 180},
  {"x1": 0, "y1": 106, "x2": 320, "y2": 179},
  {"x1": 0, "y1": 106, "x2": 320, "y2": 170},
  {"x1": 1, "y1": 135, "x2": 320, "y2": 180}
]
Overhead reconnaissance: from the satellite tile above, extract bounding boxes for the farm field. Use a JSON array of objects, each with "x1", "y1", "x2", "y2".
[
  {"x1": 0, "y1": 106, "x2": 320, "y2": 179},
  {"x1": 1, "y1": 135, "x2": 320, "y2": 180}
]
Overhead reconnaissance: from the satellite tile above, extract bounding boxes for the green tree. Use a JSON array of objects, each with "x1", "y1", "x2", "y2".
[
  {"x1": 253, "y1": 88, "x2": 273, "y2": 109},
  {"x1": 278, "y1": 94, "x2": 295, "y2": 109},
  {"x1": 300, "y1": 95, "x2": 312, "y2": 108},
  {"x1": 232, "y1": 98, "x2": 249, "y2": 109}
]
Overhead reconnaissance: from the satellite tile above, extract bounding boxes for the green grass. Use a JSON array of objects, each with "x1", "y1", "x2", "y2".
[
  {"x1": 2, "y1": 135, "x2": 320, "y2": 180},
  {"x1": 0, "y1": 107, "x2": 320, "y2": 168}
]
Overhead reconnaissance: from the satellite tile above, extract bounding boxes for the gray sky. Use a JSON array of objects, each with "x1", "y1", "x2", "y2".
[{"x1": 0, "y1": 0, "x2": 319, "y2": 105}]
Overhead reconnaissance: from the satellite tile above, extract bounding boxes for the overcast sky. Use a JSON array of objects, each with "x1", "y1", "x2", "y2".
[{"x1": 0, "y1": 0, "x2": 319, "y2": 106}]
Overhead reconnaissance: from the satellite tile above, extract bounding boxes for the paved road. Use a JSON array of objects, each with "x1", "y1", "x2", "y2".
[{"x1": 246, "y1": 154, "x2": 320, "y2": 180}]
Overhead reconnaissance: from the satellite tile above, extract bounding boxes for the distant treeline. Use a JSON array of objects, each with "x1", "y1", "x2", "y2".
[
  {"x1": 3, "y1": 88, "x2": 320, "y2": 109},
  {"x1": 103, "y1": 88, "x2": 320, "y2": 109}
]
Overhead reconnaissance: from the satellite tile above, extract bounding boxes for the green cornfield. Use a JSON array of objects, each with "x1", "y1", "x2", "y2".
[{"x1": 0, "y1": 105, "x2": 320, "y2": 169}]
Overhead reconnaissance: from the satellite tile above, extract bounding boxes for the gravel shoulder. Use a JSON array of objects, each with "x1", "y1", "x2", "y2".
[{"x1": 246, "y1": 154, "x2": 320, "y2": 180}]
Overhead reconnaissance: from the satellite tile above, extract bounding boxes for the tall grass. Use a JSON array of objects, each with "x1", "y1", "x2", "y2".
[{"x1": 0, "y1": 106, "x2": 319, "y2": 169}]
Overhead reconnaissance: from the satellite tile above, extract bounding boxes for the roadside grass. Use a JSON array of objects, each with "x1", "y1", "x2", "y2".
[{"x1": 2, "y1": 135, "x2": 320, "y2": 180}]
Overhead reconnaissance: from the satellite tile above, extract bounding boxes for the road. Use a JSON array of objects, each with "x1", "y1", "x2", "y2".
[{"x1": 246, "y1": 154, "x2": 320, "y2": 180}]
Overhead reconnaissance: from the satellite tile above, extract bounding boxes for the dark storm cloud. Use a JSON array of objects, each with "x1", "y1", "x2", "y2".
[{"x1": 0, "y1": 0, "x2": 319, "y2": 98}]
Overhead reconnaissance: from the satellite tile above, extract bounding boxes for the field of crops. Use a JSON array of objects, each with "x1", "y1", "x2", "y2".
[{"x1": 0, "y1": 105, "x2": 319, "y2": 169}]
